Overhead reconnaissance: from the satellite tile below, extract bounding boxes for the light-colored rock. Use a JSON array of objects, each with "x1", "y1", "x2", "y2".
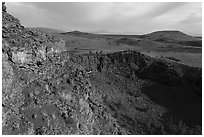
[{"x1": 12, "y1": 51, "x2": 32, "y2": 64}]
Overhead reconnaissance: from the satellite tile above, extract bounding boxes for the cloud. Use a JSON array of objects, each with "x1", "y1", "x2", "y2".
[
  {"x1": 6, "y1": 2, "x2": 55, "y2": 28},
  {"x1": 144, "y1": 3, "x2": 186, "y2": 19},
  {"x1": 6, "y1": 2, "x2": 202, "y2": 36}
]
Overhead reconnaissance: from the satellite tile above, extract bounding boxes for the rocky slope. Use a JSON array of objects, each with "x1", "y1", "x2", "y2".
[
  {"x1": 2, "y1": 3, "x2": 202, "y2": 135},
  {"x1": 2, "y1": 3, "x2": 129, "y2": 135},
  {"x1": 69, "y1": 50, "x2": 202, "y2": 134}
]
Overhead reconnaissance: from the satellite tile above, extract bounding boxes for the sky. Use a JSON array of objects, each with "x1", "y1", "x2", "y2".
[{"x1": 6, "y1": 2, "x2": 202, "y2": 36}]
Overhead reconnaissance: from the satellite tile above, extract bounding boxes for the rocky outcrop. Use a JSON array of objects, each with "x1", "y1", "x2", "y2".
[
  {"x1": 70, "y1": 50, "x2": 202, "y2": 133},
  {"x1": 2, "y1": 3, "x2": 201, "y2": 135},
  {"x1": 2, "y1": 3, "x2": 128, "y2": 135},
  {"x1": 70, "y1": 50, "x2": 201, "y2": 89},
  {"x1": 2, "y1": 2, "x2": 6, "y2": 12}
]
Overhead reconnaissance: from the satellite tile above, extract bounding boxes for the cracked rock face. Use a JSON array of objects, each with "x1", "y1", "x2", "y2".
[
  {"x1": 2, "y1": 3, "x2": 202, "y2": 135},
  {"x1": 2, "y1": 3, "x2": 128, "y2": 135}
]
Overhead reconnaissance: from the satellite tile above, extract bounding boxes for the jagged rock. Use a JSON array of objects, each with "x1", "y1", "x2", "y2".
[
  {"x1": 2, "y1": 2, "x2": 6, "y2": 12},
  {"x1": 2, "y1": 2, "x2": 202, "y2": 135},
  {"x1": 2, "y1": 3, "x2": 129, "y2": 135}
]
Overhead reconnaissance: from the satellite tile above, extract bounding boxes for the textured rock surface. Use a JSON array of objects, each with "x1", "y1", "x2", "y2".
[
  {"x1": 2, "y1": 3, "x2": 202, "y2": 135},
  {"x1": 2, "y1": 2, "x2": 6, "y2": 12},
  {"x1": 71, "y1": 50, "x2": 201, "y2": 88},
  {"x1": 70, "y1": 51, "x2": 202, "y2": 134},
  {"x1": 2, "y1": 3, "x2": 128, "y2": 135}
]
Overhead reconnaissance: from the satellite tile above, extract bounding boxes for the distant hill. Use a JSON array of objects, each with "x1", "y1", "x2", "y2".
[
  {"x1": 145, "y1": 30, "x2": 200, "y2": 41},
  {"x1": 61, "y1": 30, "x2": 100, "y2": 39},
  {"x1": 28, "y1": 27, "x2": 66, "y2": 34},
  {"x1": 62, "y1": 30, "x2": 89, "y2": 34},
  {"x1": 61, "y1": 30, "x2": 202, "y2": 47},
  {"x1": 61, "y1": 30, "x2": 143, "y2": 39},
  {"x1": 144, "y1": 30, "x2": 202, "y2": 47}
]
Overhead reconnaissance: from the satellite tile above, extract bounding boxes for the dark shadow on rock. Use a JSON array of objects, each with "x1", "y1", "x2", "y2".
[{"x1": 141, "y1": 81, "x2": 202, "y2": 128}]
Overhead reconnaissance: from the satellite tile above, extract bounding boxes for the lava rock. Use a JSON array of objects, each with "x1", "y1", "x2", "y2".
[{"x1": 2, "y1": 2, "x2": 6, "y2": 12}]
